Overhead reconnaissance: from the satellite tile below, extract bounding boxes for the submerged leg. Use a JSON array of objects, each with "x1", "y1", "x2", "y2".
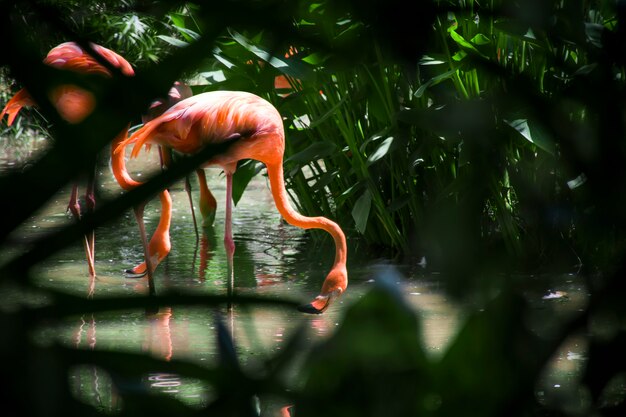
[
  {"x1": 224, "y1": 172, "x2": 235, "y2": 311},
  {"x1": 224, "y1": 172, "x2": 235, "y2": 258},
  {"x1": 184, "y1": 174, "x2": 200, "y2": 241},
  {"x1": 68, "y1": 183, "x2": 81, "y2": 220},
  {"x1": 84, "y1": 165, "x2": 97, "y2": 277},
  {"x1": 132, "y1": 203, "x2": 156, "y2": 296},
  {"x1": 68, "y1": 183, "x2": 96, "y2": 278},
  {"x1": 161, "y1": 146, "x2": 211, "y2": 238}
]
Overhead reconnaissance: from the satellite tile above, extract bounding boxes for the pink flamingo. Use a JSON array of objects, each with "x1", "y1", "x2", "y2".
[
  {"x1": 0, "y1": 41, "x2": 134, "y2": 279},
  {"x1": 114, "y1": 91, "x2": 348, "y2": 313}
]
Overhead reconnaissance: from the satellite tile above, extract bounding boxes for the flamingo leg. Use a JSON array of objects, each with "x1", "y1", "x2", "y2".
[
  {"x1": 224, "y1": 172, "x2": 235, "y2": 311},
  {"x1": 84, "y1": 164, "x2": 97, "y2": 277},
  {"x1": 184, "y1": 174, "x2": 200, "y2": 241},
  {"x1": 162, "y1": 146, "x2": 206, "y2": 239},
  {"x1": 68, "y1": 183, "x2": 96, "y2": 278},
  {"x1": 132, "y1": 203, "x2": 156, "y2": 296},
  {"x1": 68, "y1": 183, "x2": 81, "y2": 220},
  {"x1": 224, "y1": 172, "x2": 236, "y2": 258}
]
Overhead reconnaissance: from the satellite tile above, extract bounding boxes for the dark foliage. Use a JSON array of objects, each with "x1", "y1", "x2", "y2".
[{"x1": 0, "y1": 1, "x2": 625, "y2": 416}]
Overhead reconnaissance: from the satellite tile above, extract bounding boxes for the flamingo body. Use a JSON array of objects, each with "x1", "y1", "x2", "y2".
[
  {"x1": 0, "y1": 42, "x2": 134, "y2": 126},
  {"x1": 124, "y1": 91, "x2": 283, "y2": 164}
]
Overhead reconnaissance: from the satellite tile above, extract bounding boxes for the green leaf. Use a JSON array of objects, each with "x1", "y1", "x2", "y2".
[
  {"x1": 470, "y1": 33, "x2": 491, "y2": 45},
  {"x1": 449, "y1": 30, "x2": 488, "y2": 58},
  {"x1": 286, "y1": 141, "x2": 337, "y2": 164},
  {"x1": 229, "y1": 30, "x2": 312, "y2": 80},
  {"x1": 232, "y1": 160, "x2": 263, "y2": 206},
  {"x1": 367, "y1": 136, "x2": 394, "y2": 166},
  {"x1": 449, "y1": 30, "x2": 474, "y2": 49},
  {"x1": 452, "y1": 50, "x2": 467, "y2": 61},
  {"x1": 173, "y1": 26, "x2": 200, "y2": 42},
  {"x1": 352, "y1": 189, "x2": 372, "y2": 234},
  {"x1": 414, "y1": 68, "x2": 457, "y2": 97},
  {"x1": 213, "y1": 53, "x2": 236, "y2": 69},
  {"x1": 585, "y1": 23, "x2": 604, "y2": 48},
  {"x1": 156, "y1": 35, "x2": 188, "y2": 48},
  {"x1": 504, "y1": 118, "x2": 555, "y2": 155},
  {"x1": 302, "y1": 52, "x2": 326, "y2": 65},
  {"x1": 168, "y1": 13, "x2": 186, "y2": 29},
  {"x1": 419, "y1": 55, "x2": 446, "y2": 65}
]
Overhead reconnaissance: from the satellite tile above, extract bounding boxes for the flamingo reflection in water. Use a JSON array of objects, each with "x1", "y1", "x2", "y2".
[
  {"x1": 71, "y1": 306, "x2": 181, "y2": 405},
  {"x1": 114, "y1": 91, "x2": 348, "y2": 313}
]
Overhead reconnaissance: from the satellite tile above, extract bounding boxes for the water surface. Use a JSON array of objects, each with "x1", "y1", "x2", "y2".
[{"x1": 0, "y1": 136, "x2": 589, "y2": 412}]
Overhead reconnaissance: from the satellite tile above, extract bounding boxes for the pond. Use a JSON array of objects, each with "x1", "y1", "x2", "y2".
[{"x1": 0, "y1": 133, "x2": 589, "y2": 413}]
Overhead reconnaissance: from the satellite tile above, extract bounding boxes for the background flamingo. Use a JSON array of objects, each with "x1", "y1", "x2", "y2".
[
  {"x1": 114, "y1": 90, "x2": 348, "y2": 313},
  {"x1": 0, "y1": 41, "x2": 134, "y2": 279},
  {"x1": 0, "y1": 43, "x2": 202, "y2": 287}
]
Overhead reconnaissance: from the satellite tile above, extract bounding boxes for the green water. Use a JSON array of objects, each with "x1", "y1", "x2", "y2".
[{"x1": 0, "y1": 137, "x2": 589, "y2": 413}]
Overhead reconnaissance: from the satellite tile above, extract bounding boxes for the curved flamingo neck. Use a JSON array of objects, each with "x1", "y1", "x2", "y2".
[
  {"x1": 111, "y1": 127, "x2": 141, "y2": 191},
  {"x1": 265, "y1": 161, "x2": 347, "y2": 267}
]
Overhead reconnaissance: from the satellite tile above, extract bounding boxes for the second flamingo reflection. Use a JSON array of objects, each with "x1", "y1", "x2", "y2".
[{"x1": 115, "y1": 91, "x2": 348, "y2": 313}]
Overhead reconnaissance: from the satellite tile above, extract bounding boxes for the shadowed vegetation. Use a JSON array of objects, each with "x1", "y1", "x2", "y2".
[{"x1": 1, "y1": 0, "x2": 625, "y2": 416}]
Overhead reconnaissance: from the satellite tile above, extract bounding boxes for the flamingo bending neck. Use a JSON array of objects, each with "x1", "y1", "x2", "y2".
[{"x1": 265, "y1": 160, "x2": 348, "y2": 307}]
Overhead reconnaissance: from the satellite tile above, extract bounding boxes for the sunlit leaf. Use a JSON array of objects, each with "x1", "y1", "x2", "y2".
[
  {"x1": 449, "y1": 30, "x2": 487, "y2": 58},
  {"x1": 213, "y1": 53, "x2": 236, "y2": 69},
  {"x1": 414, "y1": 68, "x2": 457, "y2": 97},
  {"x1": 453, "y1": 50, "x2": 467, "y2": 61},
  {"x1": 567, "y1": 173, "x2": 587, "y2": 190},
  {"x1": 419, "y1": 55, "x2": 446, "y2": 65},
  {"x1": 470, "y1": 33, "x2": 490, "y2": 45},
  {"x1": 302, "y1": 52, "x2": 326, "y2": 65},
  {"x1": 367, "y1": 136, "x2": 394, "y2": 165},
  {"x1": 157, "y1": 35, "x2": 188, "y2": 47},
  {"x1": 229, "y1": 30, "x2": 313, "y2": 80},
  {"x1": 173, "y1": 26, "x2": 201, "y2": 42},
  {"x1": 504, "y1": 118, "x2": 555, "y2": 155}
]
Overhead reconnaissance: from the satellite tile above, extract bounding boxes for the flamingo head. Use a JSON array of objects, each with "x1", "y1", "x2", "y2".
[{"x1": 298, "y1": 266, "x2": 347, "y2": 314}]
